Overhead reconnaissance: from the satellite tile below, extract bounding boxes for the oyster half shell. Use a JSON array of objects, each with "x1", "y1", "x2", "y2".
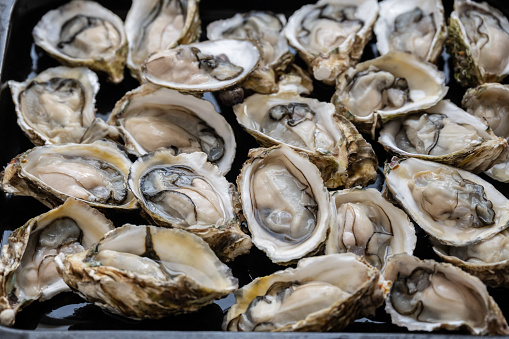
[
  {"x1": 56, "y1": 224, "x2": 238, "y2": 319},
  {"x1": 0, "y1": 198, "x2": 114, "y2": 326},
  {"x1": 384, "y1": 254, "x2": 509, "y2": 335},
  {"x1": 32, "y1": 0, "x2": 127, "y2": 83},
  {"x1": 224, "y1": 253, "x2": 387, "y2": 332}
]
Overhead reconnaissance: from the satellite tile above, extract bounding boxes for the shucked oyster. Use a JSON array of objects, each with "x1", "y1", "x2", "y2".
[
  {"x1": 1, "y1": 140, "x2": 136, "y2": 210},
  {"x1": 224, "y1": 253, "x2": 387, "y2": 332},
  {"x1": 379, "y1": 100, "x2": 508, "y2": 173},
  {"x1": 325, "y1": 188, "x2": 416, "y2": 271},
  {"x1": 0, "y1": 198, "x2": 114, "y2": 326},
  {"x1": 374, "y1": 0, "x2": 446, "y2": 62},
  {"x1": 56, "y1": 224, "x2": 238, "y2": 319},
  {"x1": 33, "y1": 1, "x2": 127, "y2": 83},
  {"x1": 384, "y1": 157, "x2": 509, "y2": 246},
  {"x1": 234, "y1": 90, "x2": 377, "y2": 188},
  {"x1": 125, "y1": 0, "x2": 201, "y2": 81},
  {"x1": 237, "y1": 146, "x2": 330, "y2": 264},
  {"x1": 384, "y1": 254, "x2": 509, "y2": 335},
  {"x1": 128, "y1": 151, "x2": 251, "y2": 261},
  {"x1": 448, "y1": 0, "x2": 509, "y2": 86},
  {"x1": 9, "y1": 66, "x2": 118, "y2": 146},
  {"x1": 333, "y1": 52, "x2": 447, "y2": 137},
  {"x1": 142, "y1": 39, "x2": 261, "y2": 92},
  {"x1": 283, "y1": 0, "x2": 379, "y2": 84},
  {"x1": 108, "y1": 84, "x2": 236, "y2": 174},
  {"x1": 207, "y1": 11, "x2": 293, "y2": 94}
]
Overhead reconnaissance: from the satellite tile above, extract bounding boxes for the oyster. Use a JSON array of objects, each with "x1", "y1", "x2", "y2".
[
  {"x1": 207, "y1": 11, "x2": 293, "y2": 94},
  {"x1": 433, "y1": 230, "x2": 509, "y2": 288},
  {"x1": 463, "y1": 83, "x2": 509, "y2": 182},
  {"x1": 379, "y1": 100, "x2": 508, "y2": 173},
  {"x1": 108, "y1": 84, "x2": 236, "y2": 174},
  {"x1": 125, "y1": 0, "x2": 201, "y2": 81},
  {"x1": 283, "y1": 0, "x2": 379, "y2": 84},
  {"x1": 237, "y1": 145, "x2": 330, "y2": 264},
  {"x1": 325, "y1": 188, "x2": 416, "y2": 271},
  {"x1": 32, "y1": 0, "x2": 127, "y2": 83},
  {"x1": 224, "y1": 253, "x2": 387, "y2": 332},
  {"x1": 128, "y1": 150, "x2": 251, "y2": 262},
  {"x1": 142, "y1": 39, "x2": 261, "y2": 92},
  {"x1": 9, "y1": 66, "x2": 118, "y2": 146},
  {"x1": 233, "y1": 90, "x2": 377, "y2": 188},
  {"x1": 333, "y1": 51, "x2": 448, "y2": 137},
  {"x1": 0, "y1": 198, "x2": 114, "y2": 326},
  {"x1": 448, "y1": 0, "x2": 509, "y2": 87},
  {"x1": 56, "y1": 224, "x2": 238, "y2": 319},
  {"x1": 384, "y1": 253, "x2": 509, "y2": 335},
  {"x1": 384, "y1": 157, "x2": 509, "y2": 246},
  {"x1": 1, "y1": 140, "x2": 136, "y2": 210},
  {"x1": 374, "y1": 0, "x2": 446, "y2": 62}
]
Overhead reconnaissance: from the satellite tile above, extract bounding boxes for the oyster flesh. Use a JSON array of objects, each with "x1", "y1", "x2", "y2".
[
  {"x1": 56, "y1": 224, "x2": 238, "y2": 319},
  {"x1": 237, "y1": 145, "x2": 330, "y2": 264},
  {"x1": 108, "y1": 84, "x2": 236, "y2": 174},
  {"x1": 32, "y1": 0, "x2": 127, "y2": 83},
  {"x1": 224, "y1": 253, "x2": 387, "y2": 331},
  {"x1": 0, "y1": 198, "x2": 114, "y2": 326},
  {"x1": 128, "y1": 150, "x2": 251, "y2": 262},
  {"x1": 384, "y1": 253, "x2": 509, "y2": 335},
  {"x1": 384, "y1": 157, "x2": 509, "y2": 246}
]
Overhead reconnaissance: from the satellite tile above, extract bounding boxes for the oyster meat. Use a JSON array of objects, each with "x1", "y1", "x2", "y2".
[
  {"x1": 224, "y1": 253, "x2": 387, "y2": 331},
  {"x1": 374, "y1": 0, "x2": 446, "y2": 62},
  {"x1": 32, "y1": 0, "x2": 127, "y2": 83},
  {"x1": 56, "y1": 224, "x2": 238, "y2": 319},
  {"x1": 128, "y1": 150, "x2": 251, "y2": 261},
  {"x1": 384, "y1": 157, "x2": 509, "y2": 246},
  {"x1": 108, "y1": 84, "x2": 236, "y2": 174},
  {"x1": 0, "y1": 198, "x2": 114, "y2": 326},
  {"x1": 283, "y1": 0, "x2": 379, "y2": 84},
  {"x1": 237, "y1": 145, "x2": 330, "y2": 264},
  {"x1": 384, "y1": 254, "x2": 509, "y2": 335}
]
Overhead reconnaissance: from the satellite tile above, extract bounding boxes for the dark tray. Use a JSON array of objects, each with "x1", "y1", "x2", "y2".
[{"x1": 0, "y1": 0, "x2": 508, "y2": 338}]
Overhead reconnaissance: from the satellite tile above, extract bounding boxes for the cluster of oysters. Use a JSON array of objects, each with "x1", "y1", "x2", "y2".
[{"x1": 1, "y1": 0, "x2": 509, "y2": 335}]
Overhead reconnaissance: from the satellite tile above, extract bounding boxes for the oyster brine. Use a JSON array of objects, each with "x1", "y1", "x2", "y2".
[
  {"x1": 56, "y1": 225, "x2": 238, "y2": 319},
  {"x1": 283, "y1": 0, "x2": 378, "y2": 84},
  {"x1": 0, "y1": 198, "x2": 114, "y2": 326},
  {"x1": 32, "y1": 1, "x2": 127, "y2": 83},
  {"x1": 224, "y1": 254, "x2": 387, "y2": 331},
  {"x1": 233, "y1": 91, "x2": 377, "y2": 188},
  {"x1": 384, "y1": 157, "x2": 509, "y2": 246},
  {"x1": 237, "y1": 146, "x2": 330, "y2": 264}
]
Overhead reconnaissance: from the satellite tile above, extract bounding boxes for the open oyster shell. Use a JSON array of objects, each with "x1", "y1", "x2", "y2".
[
  {"x1": 333, "y1": 51, "x2": 448, "y2": 137},
  {"x1": 0, "y1": 198, "x2": 114, "y2": 326},
  {"x1": 55, "y1": 224, "x2": 238, "y2": 319},
  {"x1": 384, "y1": 157, "x2": 509, "y2": 246},
  {"x1": 379, "y1": 100, "x2": 508, "y2": 173},
  {"x1": 8, "y1": 66, "x2": 119, "y2": 146},
  {"x1": 233, "y1": 90, "x2": 377, "y2": 188},
  {"x1": 374, "y1": 0, "x2": 446, "y2": 62},
  {"x1": 283, "y1": 0, "x2": 379, "y2": 84},
  {"x1": 128, "y1": 150, "x2": 251, "y2": 262},
  {"x1": 325, "y1": 188, "x2": 416, "y2": 271},
  {"x1": 384, "y1": 253, "x2": 509, "y2": 335},
  {"x1": 125, "y1": 0, "x2": 201, "y2": 81},
  {"x1": 142, "y1": 39, "x2": 261, "y2": 92},
  {"x1": 1, "y1": 140, "x2": 136, "y2": 210},
  {"x1": 207, "y1": 11, "x2": 293, "y2": 94},
  {"x1": 448, "y1": 0, "x2": 509, "y2": 87},
  {"x1": 32, "y1": 0, "x2": 127, "y2": 83},
  {"x1": 224, "y1": 253, "x2": 387, "y2": 332},
  {"x1": 237, "y1": 145, "x2": 330, "y2": 264},
  {"x1": 108, "y1": 84, "x2": 236, "y2": 174}
]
